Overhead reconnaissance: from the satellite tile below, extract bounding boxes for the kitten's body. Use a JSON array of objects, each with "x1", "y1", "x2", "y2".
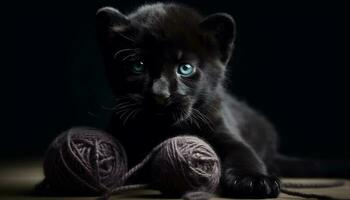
[
  {"x1": 108, "y1": 85, "x2": 278, "y2": 169},
  {"x1": 97, "y1": 3, "x2": 281, "y2": 198}
]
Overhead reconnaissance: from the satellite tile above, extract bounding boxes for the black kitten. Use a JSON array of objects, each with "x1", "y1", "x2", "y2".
[{"x1": 96, "y1": 3, "x2": 280, "y2": 198}]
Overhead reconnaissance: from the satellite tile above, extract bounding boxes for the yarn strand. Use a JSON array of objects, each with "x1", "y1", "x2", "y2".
[
  {"x1": 104, "y1": 138, "x2": 172, "y2": 198},
  {"x1": 41, "y1": 129, "x2": 220, "y2": 198},
  {"x1": 103, "y1": 136, "x2": 221, "y2": 199},
  {"x1": 120, "y1": 139, "x2": 169, "y2": 181}
]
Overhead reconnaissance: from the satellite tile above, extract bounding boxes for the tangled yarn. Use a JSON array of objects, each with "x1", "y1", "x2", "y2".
[
  {"x1": 39, "y1": 127, "x2": 127, "y2": 195},
  {"x1": 151, "y1": 136, "x2": 221, "y2": 195},
  {"x1": 105, "y1": 136, "x2": 221, "y2": 198},
  {"x1": 38, "y1": 127, "x2": 347, "y2": 200},
  {"x1": 38, "y1": 127, "x2": 221, "y2": 198}
]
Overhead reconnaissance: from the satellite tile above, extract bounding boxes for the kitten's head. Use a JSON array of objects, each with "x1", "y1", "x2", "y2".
[{"x1": 96, "y1": 3, "x2": 235, "y2": 125}]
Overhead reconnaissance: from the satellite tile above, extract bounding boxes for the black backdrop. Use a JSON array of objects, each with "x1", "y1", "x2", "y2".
[{"x1": 2, "y1": 1, "x2": 349, "y2": 159}]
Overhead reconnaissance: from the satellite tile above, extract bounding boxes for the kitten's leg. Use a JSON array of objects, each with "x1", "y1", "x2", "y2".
[{"x1": 210, "y1": 134, "x2": 280, "y2": 198}]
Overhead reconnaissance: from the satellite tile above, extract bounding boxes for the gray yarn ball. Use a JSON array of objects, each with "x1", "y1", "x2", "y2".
[
  {"x1": 42, "y1": 127, "x2": 127, "y2": 195},
  {"x1": 151, "y1": 136, "x2": 221, "y2": 196}
]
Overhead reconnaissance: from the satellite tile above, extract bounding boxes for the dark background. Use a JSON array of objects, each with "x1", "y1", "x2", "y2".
[{"x1": 2, "y1": 1, "x2": 349, "y2": 159}]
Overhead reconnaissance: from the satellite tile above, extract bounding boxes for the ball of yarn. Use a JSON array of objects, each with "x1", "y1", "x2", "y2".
[
  {"x1": 42, "y1": 127, "x2": 127, "y2": 195},
  {"x1": 151, "y1": 136, "x2": 221, "y2": 196}
]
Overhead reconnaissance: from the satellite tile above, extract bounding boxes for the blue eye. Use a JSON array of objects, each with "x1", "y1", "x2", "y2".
[
  {"x1": 177, "y1": 64, "x2": 195, "y2": 77},
  {"x1": 130, "y1": 61, "x2": 145, "y2": 74}
]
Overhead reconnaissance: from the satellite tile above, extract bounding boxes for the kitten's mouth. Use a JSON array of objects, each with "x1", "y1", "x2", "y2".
[
  {"x1": 171, "y1": 108, "x2": 192, "y2": 125},
  {"x1": 167, "y1": 103, "x2": 194, "y2": 125},
  {"x1": 146, "y1": 102, "x2": 192, "y2": 123},
  {"x1": 143, "y1": 95, "x2": 194, "y2": 124}
]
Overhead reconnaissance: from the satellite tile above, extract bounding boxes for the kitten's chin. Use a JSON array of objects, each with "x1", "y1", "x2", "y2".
[
  {"x1": 144, "y1": 96, "x2": 194, "y2": 125},
  {"x1": 147, "y1": 108, "x2": 192, "y2": 126},
  {"x1": 146, "y1": 104, "x2": 193, "y2": 125},
  {"x1": 171, "y1": 108, "x2": 193, "y2": 126}
]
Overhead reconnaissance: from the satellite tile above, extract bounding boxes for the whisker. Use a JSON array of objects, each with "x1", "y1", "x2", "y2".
[
  {"x1": 173, "y1": 109, "x2": 183, "y2": 125},
  {"x1": 119, "y1": 108, "x2": 132, "y2": 120},
  {"x1": 113, "y1": 48, "x2": 138, "y2": 59},
  {"x1": 122, "y1": 53, "x2": 138, "y2": 61},
  {"x1": 177, "y1": 109, "x2": 185, "y2": 123},
  {"x1": 115, "y1": 102, "x2": 141, "y2": 111},
  {"x1": 191, "y1": 111, "x2": 202, "y2": 129},
  {"x1": 206, "y1": 103, "x2": 219, "y2": 113},
  {"x1": 114, "y1": 101, "x2": 134, "y2": 107},
  {"x1": 119, "y1": 33, "x2": 136, "y2": 43},
  {"x1": 115, "y1": 108, "x2": 132, "y2": 115},
  {"x1": 101, "y1": 105, "x2": 118, "y2": 111},
  {"x1": 103, "y1": 101, "x2": 133, "y2": 111},
  {"x1": 131, "y1": 108, "x2": 141, "y2": 120},
  {"x1": 122, "y1": 109, "x2": 137, "y2": 126},
  {"x1": 193, "y1": 108, "x2": 215, "y2": 132}
]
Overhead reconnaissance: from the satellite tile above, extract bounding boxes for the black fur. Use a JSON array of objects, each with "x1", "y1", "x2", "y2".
[{"x1": 96, "y1": 3, "x2": 282, "y2": 198}]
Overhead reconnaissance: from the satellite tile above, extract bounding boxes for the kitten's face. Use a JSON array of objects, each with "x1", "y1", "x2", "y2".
[
  {"x1": 111, "y1": 37, "x2": 205, "y2": 124},
  {"x1": 97, "y1": 3, "x2": 235, "y2": 125}
]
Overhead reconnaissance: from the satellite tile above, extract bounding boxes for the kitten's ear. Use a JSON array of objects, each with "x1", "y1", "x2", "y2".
[
  {"x1": 96, "y1": 7, "x2": 130, "y2": 59},
  {"x1": 200, "y1": 13, "x2": 236, "y2": 64},
  {"x1": 96, "y1": 7, "x2": 130, "y2": 46},
  {"x1": 96, "y1": 6, "x2": 129, "y2": 32}
]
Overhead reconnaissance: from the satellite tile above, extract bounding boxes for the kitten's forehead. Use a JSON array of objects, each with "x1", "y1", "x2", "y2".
[
  {"x1": 126, "y1": 3, "x2": 205, "y2": 57},
  {"x1": 130, "y1": 3, "x2": 168, "y2": 18},
  {"x1": 129, "y1": 3, "x2": 203, "y2": 32}
]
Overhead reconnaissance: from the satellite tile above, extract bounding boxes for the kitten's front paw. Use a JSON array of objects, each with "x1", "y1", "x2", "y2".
[{"x1": 222, "y1": 170, "x2": 280, "y2": 198}]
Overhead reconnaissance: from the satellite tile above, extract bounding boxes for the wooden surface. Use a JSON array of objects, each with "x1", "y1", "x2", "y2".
[{"x1": 0, "y1": 159, "x2": 349, "y2": 200}]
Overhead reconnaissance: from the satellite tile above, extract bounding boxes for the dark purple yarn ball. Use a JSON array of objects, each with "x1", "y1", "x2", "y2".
[
  {"x1": 42, "y1": 127, "x2": 127, "y2": 195},
  {"x1": 151, "y1": 136, "x2": 221, "y2": 196}
]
